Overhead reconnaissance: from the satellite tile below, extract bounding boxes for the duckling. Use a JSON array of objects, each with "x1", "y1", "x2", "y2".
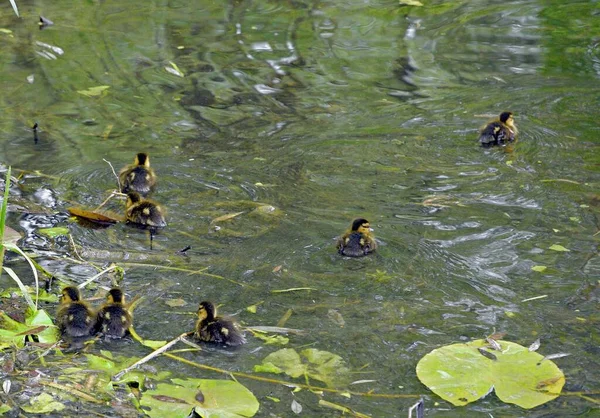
[
  {"x1": 337, "y1": 218, "x2": 377, "y2": 257},
  {"x1": 125, "y1": 191, "x2": 167, "y2": 228},
  {"x1": 95, "y1": 288, "x2": 132, "y2": 339},
  {"x1": 56, "y1": 286, "x2": 95, "y2": 338},
  {"x1": 119, "y1": 152, "x2": 157, "y2": 197},
  {"x1": 194, "y1": 301, "x2": 246, "y2": 346},
  {"x1": 479, "y1": 112, "x2": 517, "y2": 147}
]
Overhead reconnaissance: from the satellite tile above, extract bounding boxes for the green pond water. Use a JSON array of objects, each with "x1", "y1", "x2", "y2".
[{"x1": 1, "y1": 0, "x2": 599, "y2": 416}]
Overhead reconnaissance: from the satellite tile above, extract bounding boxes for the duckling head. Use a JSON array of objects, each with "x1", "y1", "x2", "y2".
[
  {"x1": 134, "y1": 152, "x2": 150, "y2": 167},
  {"x1": 61, "y1": 286, "x2": 82, "y2": 303},
  {"x1": 198, "y1": 301, "x2": 216, "y2": 321},
  {"x1": 499, "y1": 112, "x2": 514, "y2": 128},
  {"x1": 107, "y1": 288, "x2": 126, "y2": 304},
  {"x1": 126, "y1": 191, "x2": 143, "y2": 207},
  {"x1": 351, "y1": 218, "x2": 371, "y2": 234}
]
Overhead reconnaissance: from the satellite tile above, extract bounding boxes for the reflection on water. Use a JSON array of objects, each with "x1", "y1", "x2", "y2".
[{"x1": 1, "y1": 0, "x2": 599, "y2": 415}]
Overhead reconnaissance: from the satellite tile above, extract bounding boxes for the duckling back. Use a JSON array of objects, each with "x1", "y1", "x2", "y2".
[
  {"x1": 96, "y1": 305, "x2": 132, "y2": 338},
  {"x1": 479, "y1": 122, "x2": 515, "y2": 147},
  {"x1": 126, "y1": 201, "x2": 166, "y2": 227},
  {"x1": 338, "y1": 232, "x2": 375, "y2": 257},
  {"x1": 57, "y1": 303, "x2": 95, "y2": 337},
  {"x1": 120, "y1": 166, "x2": 155, "y2": 196},
  {"x1": 119, "y1": 153, "x2": 156, "y2": 197},
  {"x1": 126, "y1": 192, "x2": 167, "y2": 228},
  {"x1": 195, "y1": 319, "x2": 246, "y2": 346}
]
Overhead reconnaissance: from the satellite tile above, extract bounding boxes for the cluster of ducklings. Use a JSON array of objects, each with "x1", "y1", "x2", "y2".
[
  {"x1": 119, "y1": 152, "x2": 167, "y2": 230},
  {"x1": 78, "y1": 115, "x2": 513, "y2": 345},
  {"x1": 57, "y1": 286, "x2": 246, "y2": 346}
]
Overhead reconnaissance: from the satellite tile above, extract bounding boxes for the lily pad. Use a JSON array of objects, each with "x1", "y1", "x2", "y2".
[
  {"x1": 416, "y1": 339, "x2": 565, "y2": 409},
  {"x1": 254, "y1": 348, "x2": 350, "y2": 387},
  {"x1": 140, "y1": 378, "x2": 259, "y2": 418}
]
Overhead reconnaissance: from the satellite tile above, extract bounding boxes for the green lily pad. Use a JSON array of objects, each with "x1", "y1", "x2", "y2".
[
  {"x1": 140, "y1": 378, "x2": 259, "y2": 418},
  {"x1": 416, "y1": 339, "x2": 565, "y2": 409},
  {"x1": 254, "y1": 348, "x2": 350, "y2": 388},
  {"x1": 21, "y1": 393, "x2": 65, "y2": 414}
]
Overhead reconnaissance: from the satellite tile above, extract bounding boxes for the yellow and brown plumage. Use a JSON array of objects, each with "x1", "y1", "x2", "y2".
[
  {"x1": 119, "y1": 152, "x2": 157, "y2": 197},
  {"x1": 479, "y1": 112, "x2": 517, "y2": 147},
  {"x1": 194, "y1": 301, "x2": 246, "y2": 346},
  {"x1": 337, "y1": 218, "x2": 377, "y2": 257},
  {"x1": 95, "y1": 288, "x2": 132, "y2": 339},
  {"x1": 56, "y1": 286, "x2": 95, "y2": 338},
  {"x1": 125, "y1": 191, "x2": 167, "y2": 228}
]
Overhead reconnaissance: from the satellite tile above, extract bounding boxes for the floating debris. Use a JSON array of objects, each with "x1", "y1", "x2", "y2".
[
  {"x1": 39, "y1": 15, "x2": 54, "y2": 30},
  {"x1": 529, "y1": 338, "x2": 541, "y2": 352}
]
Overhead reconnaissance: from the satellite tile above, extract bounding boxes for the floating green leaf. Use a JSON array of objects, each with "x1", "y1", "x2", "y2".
[
  {"x1": 255, "y1": 348, "x2": 350, "y2": 387},
  {"x1": 549, "y1": 244, "x2": 570, "y2": 252},
  {"x1": 25, "y1": 308, "x2": 59, "y2": 344},
  {"x1": 21, "y1": 393, "x2": 65, "y2": 414},
  {"x1": 77, "y1": 85, "x2": 110, "y2": 97},
  {"x1": 416, "y1": 339, "x2": 565, "y2": 409},
  {"x1": 399, "y1": 0, "x2": 423, "y2": 5},
  {"x1": 140, "y1": 378, "x2": 259, "y2": 418},
  {"x1": 0, "y1": 311, "x2": 56, "y2": 349},
  {"x1": 531, "y1": 265, "x2": 547, "y2": 273},
  {"x1": 37, "y1": 227, "x2": 69, "y2": 238}
]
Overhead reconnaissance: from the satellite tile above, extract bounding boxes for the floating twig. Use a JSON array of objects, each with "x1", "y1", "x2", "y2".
[
  {"x1": 77, "y1": 264, "x2": 118, "y2": 289},
  {"x1": 521, "y1": 295, "x2": 548, "y2": 303},
  {"x1": 113, "y1": 332, "x2": 193, "y2": 381}
]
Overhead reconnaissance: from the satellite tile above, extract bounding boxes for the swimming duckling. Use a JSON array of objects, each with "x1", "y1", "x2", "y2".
[
  {"x1": 479, "y1": 112, "x2": 517, "y2": 147},
  {"x1": 56, "y1": 286, "x2": 95, "y2": 338},
  {"x1": 95, "y1": 288, "x2": 133, "y2": 339},
  {"x1": 194, "y1": 301, "x2": 246, "y2": 346},
  {"x1": 125, "y1": 192, "x2": 167, "y2": 228},
  {"x1": 119, "y1": 152, "x2": 157, "y2": 197},
  {"x1": 337, "y1": 218, "x2": 377, "y2": 257}
]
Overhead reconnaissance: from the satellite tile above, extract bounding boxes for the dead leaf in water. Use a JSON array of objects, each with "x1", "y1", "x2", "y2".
[{"x1": 68, "y1": 207, "x2": 123, "y2": 224}]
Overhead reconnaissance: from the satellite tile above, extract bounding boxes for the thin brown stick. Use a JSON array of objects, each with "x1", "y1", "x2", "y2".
[{"x1": 39, "y1": 381, "x2": 104, "y2": 404}]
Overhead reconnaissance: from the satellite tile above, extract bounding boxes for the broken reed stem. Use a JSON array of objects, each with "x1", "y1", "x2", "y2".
[
  {"x1": 163, "y1": 353, "x2": 420, "y2": 399},
  {"x1": 112, "y1": 332, "x2": 193, "y2": 381},
  {"x1": 39, "y1": 381, "x2": 104, "y2": 404},
  {"x1": 77, "y1": 264, "x2": 118, "y2": 289}
]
